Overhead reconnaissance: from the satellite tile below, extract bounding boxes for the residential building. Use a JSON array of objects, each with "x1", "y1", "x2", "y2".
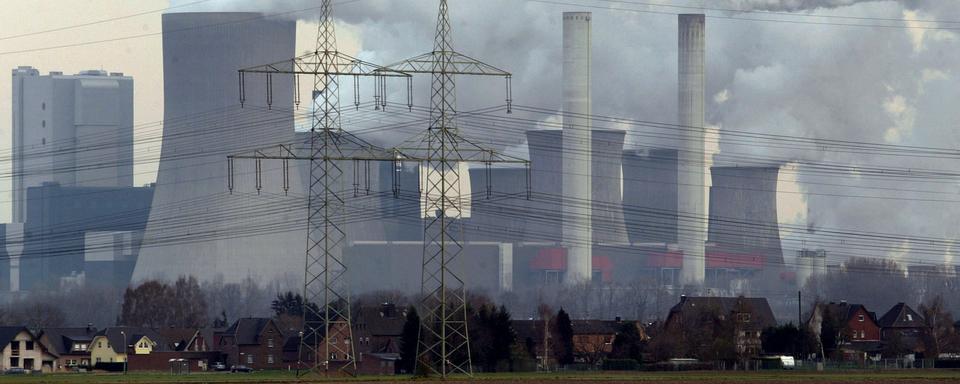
[
  {"x1": 810, "y1": 301, "x2": 882, "y2": 360},
  {"x1": 570, "y1": 320, "x2": 622, "y2": 365},
  {"x1": 37, "y1": 326, "x2": 97, "y2": 371},
  {"x1": 216, "y1": 318, "x2": 283, "y2": 370},
  {"x1": 878, "y1": 302, "x2": 927, "y2": 355},
  {"x1": 666, "y1": 296, "x2": 777, "y2": 358},
  {"x1": 353, "y1": 303, "x2": 406, "y2": 375},
  {"x1": 157, "y1": 327, "x2": 213, "y2": 352},
  {"x1": 90, "y1": 327, "x2": 162, "y2": 366},
  {"x1": 0, "y1": 326, "x2": 57, "y2": 372}
]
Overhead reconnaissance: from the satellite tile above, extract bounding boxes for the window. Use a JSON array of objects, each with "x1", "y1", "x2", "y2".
[
  {"x1": 858, "y1": 314, "x2": 864, "y2": 322},
  {"x1": 41, "y1": 120, "x2": 45, "y2": 128},
  {"x1": 267, "y1": 338, "x2": 274, "y2": 348},
  {"x1": 267, "y1": 354, "x2": 274, "y2": 364},
  {"x1": 861, "y1": 330, "x2": 866, "y2": 339},
  {"x1": 737, "y1": 313, "x2": 751, "y2": 323},
  {"x1": 906, "y1": 314, "x2": 913, "y2": 321},
  {"x1": 96, "y1": 358, "x2": 101, "y2": 363},
  {"x1": 98, "y1": 342, "x2": 102, "y2": 348},
  {"x1": 25, "y1": 341, "x2": 33, "y2": 351},
  {"x1": 9, "y1": 357, "x2": 18, "y2": 367},
  {"x1": 852, "y1": 331, "x2": 858, "y2": 339},
  {"x1": 11, "y1": 340, "x2": 20, "y2": 354},
  {"x1": 246, "y1": 354, "x2": 254, "y2": 364},
  {"x1": 41, "y1": 102, "x2": 45, "y2": 111}
]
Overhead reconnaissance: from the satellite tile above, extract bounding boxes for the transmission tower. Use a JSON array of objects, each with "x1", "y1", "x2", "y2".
[
  {"x1": 385, "y1": 0, "x2": 518, "y2": 377},
  {"x1": 227, "y1": 0, "x2": 410, "y2": 376}
]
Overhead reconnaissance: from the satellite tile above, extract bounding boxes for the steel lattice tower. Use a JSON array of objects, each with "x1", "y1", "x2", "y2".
[
  {"x1": 386, "y1": 0, "x2": 517, "y2": 377},
  {"x1": 228, "y1": 0, "x2": 409, "y2": 376}
]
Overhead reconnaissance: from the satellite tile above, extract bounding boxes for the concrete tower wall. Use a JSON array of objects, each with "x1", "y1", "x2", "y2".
[
  {"x1": 562, "y1": 12, "x2": 593, "y2": 283},
  {"x1": 707, "y1": 166, "x2": 784, "y2": 266},
  {"x1": 678, "y1": 14, "x2": 707, "y2": 286},
  {"x1": 132, "y1": 13, "x2": 303, "y2": 284},
  {"x1": 623, "y1": 148, "x2": 679, "y2": 244},
  {"x1": 467, "y1": 167, "x2": 530, "y2": 242},
  {"x1": 526, "y1": 129, "x2": 628, "y2": 243}
]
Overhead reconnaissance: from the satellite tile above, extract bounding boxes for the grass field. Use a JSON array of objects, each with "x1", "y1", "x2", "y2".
[{"x1": 1, "y1": 370, "x2": 960, "y2": 383}]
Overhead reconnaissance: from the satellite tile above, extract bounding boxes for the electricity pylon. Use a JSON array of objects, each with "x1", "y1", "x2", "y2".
[
  {"x1": 384, "y1": 0, "x2": 518, "y2": 377},
  {"x1": 227, "y1": 0, "x2": 409, "y2": 376}
]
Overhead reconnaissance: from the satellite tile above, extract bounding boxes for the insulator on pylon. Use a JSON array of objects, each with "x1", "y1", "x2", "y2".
[
  {"x1": 354, "y1": 75, "x2": 360, "y2": 110},
  {"x1": 238, "y1": 72, "x2": 245, "y2": 108},
  {"x1": 255, "y1": 158, "x2": 262, "y2": 195},
  {"x1": 283, "y1": 158, "x2": 290, "y2": 195},
  {"x1": 525, "y1": 162, "x2": 531, "y2": 200},
  {"x1": 353, "y1": 159, "x2": 360, "y2": 197},
  {"x1": 294, "y1": 74, "x2": 301, "y2": 109},
  {"x1": 266, "y1": 73, "x2": 273, "y2": 110},
  {"x1": 485, "y1": 162, "x2": 492, "y2": 199},
  {"x1": 407, "y1": 77, "x2": 413, "y2": 112},
  {"x1": 374, "y1": 76, "x2": 381, "y2": 111},
  {"x1": 227, "y1": 157, "x2": 235, "y2": 194},
  {"x1": 380, "y1": 75, "x2": 387, "y2": 110},
  {"x1": 505, "y1": 75, "x2": 513, "y2": 114},
  {"x1": 392, "y1": 160, "x2": 401, "y2": 199},
  {"x1": 364, "y1": 161, "x2": 371, "y2": 194}
]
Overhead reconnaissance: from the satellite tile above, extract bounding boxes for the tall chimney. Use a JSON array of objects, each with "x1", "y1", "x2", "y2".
[
  {"x1": 562, "y1": 12, "x2": 592, "y2": 284},
  {"x1": 678, "y1": 14, "x2": 706, "y2": 287}
]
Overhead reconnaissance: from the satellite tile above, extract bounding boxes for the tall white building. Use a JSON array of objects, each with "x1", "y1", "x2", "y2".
[{"x1": 11, "y1": 66, "x2": 134, "y2": 222}]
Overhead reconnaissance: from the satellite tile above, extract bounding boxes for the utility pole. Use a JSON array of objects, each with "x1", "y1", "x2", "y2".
[
  {"x1": 228, "y1": 0, "x2": 410, "y2": 376},
  {"x1": 385, "y1": 0, "x2": 519, "y2": 377}
]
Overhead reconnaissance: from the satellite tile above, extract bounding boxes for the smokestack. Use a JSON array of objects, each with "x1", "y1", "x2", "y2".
[
  {"x1": 562, "y1": 12, "x2": 592, "y2": 284},
  {"x1": 678, "y1": 14, "x2": 706, "y2": 287}
]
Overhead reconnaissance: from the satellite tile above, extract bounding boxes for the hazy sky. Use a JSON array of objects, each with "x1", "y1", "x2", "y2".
[{"x1": 3, "y1": 0, "x2": 960, "y2": 266}]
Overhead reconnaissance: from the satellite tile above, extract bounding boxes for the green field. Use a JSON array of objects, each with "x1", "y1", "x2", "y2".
[{"x1": 1, "y1": 370, "x2": 960, "y2": 384}]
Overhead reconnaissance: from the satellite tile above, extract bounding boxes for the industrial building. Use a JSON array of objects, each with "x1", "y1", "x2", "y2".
[
  {"x1": 11, "y1": 66, "x2": 134, "y2": 223},
  {"x1": 131, "y1": 12, "x2": 305, "y2": 284},
  {"x1": 96, "y1": 11, "x2": 794, "y2": 303}
]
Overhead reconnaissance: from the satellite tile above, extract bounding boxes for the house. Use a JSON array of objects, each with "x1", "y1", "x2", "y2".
[
  {"x1": 90, "y1": 327, "x2": 163, "y2": 368},
  {"x1": 570, "y1": 320, "x2": 621, "y2": 364},
  {"x1": 156, "y1": 327, "x2": 213, "y2": 352},
  {"x1": 0, "y1": 327, "x2": 57, "y2": 372},
  {"x1": 353, "y1": 303, "x2": 407, "y2": 375},
  {"x1": 512, "y1": 319, "x2": 552, "y2": 369},
  {"x1": 37, "y1": 326, "x2": 97, "y2": 371},
  {"x1": 666, "y1": 296, "x2": 777, "y2": 358},
  {"x1": 878, "y1": 302, "x2": 927, "y2": 356},
  {"x1": 216, "y1": 318, "x2": 284, "y2": 370},
  {"x1": 810, "y1": 301, "x2": 882, "y2": 360}
]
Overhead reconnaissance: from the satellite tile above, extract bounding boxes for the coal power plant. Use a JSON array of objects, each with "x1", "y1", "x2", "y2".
[
  {"x1": 122, "y1": 10, "x2": 792, "y2": 297},
  {"x1": 0, "y1": 8, "x2": 809, "y2": 308}
]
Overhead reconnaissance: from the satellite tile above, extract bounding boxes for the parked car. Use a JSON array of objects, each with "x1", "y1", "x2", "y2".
[
  {"x1": 211, "y1": 362, "x2": 228, "y2": 371},
  {"x1": 4, "y1": 368, "x2": 26, "y2": 375},
  {"x1": 231, "y1": 365, "x2": 253, "y2": 373}
]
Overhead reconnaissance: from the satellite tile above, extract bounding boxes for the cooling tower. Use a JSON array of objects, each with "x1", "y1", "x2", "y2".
[
  {"x1": 623, "y1": 148, "x2": 679, "y2": 244},
  {"x1": 707, "y1": 166, "x2": 784, "y2": 266},
  {"x1": 466, "y1": 167, "x2": 529, "y2": 242},
  {"x1": 132, "y1": 13, "x2": 303, "y2": 283},
  {"x1": 526, "y1": 130, "x2": 628, "y2": 247},
  {"x1": 678, "y1": 14, "x2": 707, "y2": 286},
  {"x1": 377, "y1": 160, "x2": 421, "y2": 241},
  {"x1": 562, "y1": 12, "x2": 593, "y2": 284}
]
